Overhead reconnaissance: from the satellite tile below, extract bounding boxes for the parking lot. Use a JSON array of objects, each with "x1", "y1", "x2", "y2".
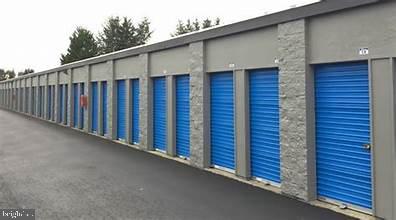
[{"x1": 0, "y1": 109, "x2": 354, "y2": 219}]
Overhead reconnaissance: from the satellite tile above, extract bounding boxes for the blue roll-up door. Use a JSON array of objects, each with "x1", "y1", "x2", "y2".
[
  {"x1": 210, "y1": 72, "x2": 234, "y2": 170},
  {"x1": 131, "y1": 79, "x2": 139, "y2": 144},
  {"x1": 15, "y1": 88, "x2": 18, "y2": 111},
  {"x1": 73, "y1": 83, "x2": 79, "y2": 128},
  {"x1": 59, "y1": 85, "x2": 64, "y2": 123},
  {"x1": 64, "y1": 84, "x2": 68, "y2": 124},
  {"x1": 153, "y1": 77, "x2": 166, "y2": 151},
  {"x1": 51, "y1": 86, "x2": 55, "y2": 120},
  {"x1": 117, "y1": 80, "x2": 126, "y2": 140},
  {"x1": 37, "y1": 87, "x2": 40, "y2": 116},
  {"x1": 25, "y1": 88, "x2": 29, "y2": 113},
  {"x1": 176, "y1": 75, "x2": 190, "y2": 158},
  {"x1": 19, "y1": 88, "x2": 23, "y2": 112},
  {"x1": 32, "y1": 87, "x2": 36, "y2": 115},
  {"x1": 48, "y1": 86, "x2": 52, "y2": 120},
  {"x1": 80, "y1": 83, "x2": 85, "y2": 129},
  {"x1": 250, "y1": 69, "x2": 280, "y2": 184},
  {"x1": 24, "y1": 87, "x2": 29, "y2": 113},
  {"x1": 102, "y1": 82, "x2": 108, "y2": 135},
  {"x1": 42, "y1": 86, "x2": 45, "y2": 118},
  {"x1": 39, "y1": 86, "x2": 43, "y2": 118},
  {"x1": 91, "y1": 82, "x2": 98, "y2": 133},
  {"x1": 315, "y1": 61, "x2": 372, "y2": 209}
]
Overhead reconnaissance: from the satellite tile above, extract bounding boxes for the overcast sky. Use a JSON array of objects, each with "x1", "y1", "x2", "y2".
[{"x1": 0, "y1": 0, "x2": 317, "y2": 73}]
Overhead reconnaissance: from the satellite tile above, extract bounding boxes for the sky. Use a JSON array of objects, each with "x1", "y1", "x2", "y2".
[{"x1": 0, "y1": 0, "x2": 317, "y2": 73}]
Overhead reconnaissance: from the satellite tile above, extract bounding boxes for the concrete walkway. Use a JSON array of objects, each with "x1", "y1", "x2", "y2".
[{"x1": 0, "y1": 109, "x2": 354, "y2": 220}]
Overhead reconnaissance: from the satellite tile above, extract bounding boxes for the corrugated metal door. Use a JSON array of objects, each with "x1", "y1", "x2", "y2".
[
  {"x1": 47, "y1": 86, "x2": 52, "y2": 120},
  {"x1": 91, "y1": 82, "x2": 98, "y2": 133},
  {"x1": 32, "y1": 87, "x2": 36, "y2": 115},
  {"x1": 315, "y1": 61, "x2": 372, "y2": 210},
  {"x1": 39, "y1": 86, "x2": 43, "y2": 118},
  {"x1": 42, "y1": 86, "x2": 45, "y2": 118},
  {"x1": 52, "y1": 86, "x2": 55, "y2": 120},
  {"x1": 64, "y1": 84, "x2": 68, "y2": 124},
  {"x1": 131, "y1": 79, "x2": 139, "y2": 144},
  {"x1": 73, "y1": 83, "x2": 79, "y2": 128},
  {"x1": 15, "y1": 88, "x2": 18, "y2": 111},
  {"x1": 59, "y1": 85, "x2": 64, "y2": 123},
  {"x1": 176, "y1": 75, "x2": 190, "y2": 158},
  {"x1": 80, "y1": 83, "x2": 84, "y2": 129},
  {"x1": 102, "y1": 82, "x2": 108, "y2": 135},
  {"x1": 249, "y1": 69, "x2": 280, "y2": 184},
  {"x1": 117, "y1": 80, "x2": 126, "y2": 140},
  {"x1": 153, "y1": 77, "x2": 166, "y2": 151},
  {"x1": 20, "y1": 88, "x2": 23, "y2": 112},
  {"x1": 25, "y1": 88, "x2": 29, "y2": 113},
  {"x1": 210, "y1": 72, "x2": 234, "y2": 170}
]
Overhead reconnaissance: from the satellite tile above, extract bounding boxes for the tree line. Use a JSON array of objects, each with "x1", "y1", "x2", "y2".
[
  {"x1": 60, "y1": 17, "x2": 221, "y2": 65},
  {"x1": 0, "y1": 17, "x2": 221, "y2": 81},
  {"x1": 0, "y1": 69, "x2": 34, "y2": 81}
]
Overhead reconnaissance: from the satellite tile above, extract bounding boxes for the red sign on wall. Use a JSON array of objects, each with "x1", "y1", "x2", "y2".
[{"x1": 80, "y1": 95, "x2": 88, "y2": 109}]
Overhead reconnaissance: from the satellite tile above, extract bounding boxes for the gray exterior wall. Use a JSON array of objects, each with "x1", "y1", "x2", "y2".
[
  {"x1": 91, "y1": 62, "x2": 110, "y2": 82},
  {"x1": 114, "y1": 56, "x2": 142, "y2": 79},
  {"x1": 0, "y1": 1, "x2": 395, "y2": 219},
  {"x1": 150, "y1": 46, "x2": 189, "y2": 76},
  {"x1": 308, "y1": 1, "x2": 396, "y2": 64},
  {"x1": 48, "y1": 73, "x2": 56, "y2": 84},
  {"x1": 205, "y1": 27, "x2": 278, "y2": 72},
  {"x1": 72, "y1": 66, "x2": 86, "y2": 83}
]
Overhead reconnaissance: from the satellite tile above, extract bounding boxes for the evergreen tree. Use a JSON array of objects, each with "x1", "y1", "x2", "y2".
[
  {"x1": 60, "y1": 27, "x2": 99, "y2": 65},
  {"x1": 171, "y1": 18, "x2": 221, "y2": 37},
  {"x1": 18, "y1": 68, "x2": 34, "y2": 76},
  {"x1": 98, "y1": 16, "x2": 152, "y2": 54},
  {"x1": 0, "y1": 69, "x2": 15, "y2": 81}
]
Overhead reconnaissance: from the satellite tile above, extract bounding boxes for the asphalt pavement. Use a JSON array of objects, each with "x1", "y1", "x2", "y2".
[{"x1": 0, "y1": 109, "x2": 355, "y2": 220}]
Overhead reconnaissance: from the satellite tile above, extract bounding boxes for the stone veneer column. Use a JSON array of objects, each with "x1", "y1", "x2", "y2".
[
  {"x1": 189, "y1": 41, "x2": 210, "y2": 168},
  {"x1": 17, "y1": 80, "x2": 21, "y2": 112},
  {"x1": 44, "y1": 74, "x2": 48, "y2": 119},
  {"x1": 35, "y1": 77, "x2": 39, "y2": 116},
  {"x1": 68, "y1": 69, "x2": 73, "y2": 127},
  {"x1": 278, "y1": 19, "x2": 316, "y2": 201},
  {"x1": 54, "y1": 72, "x2": 60, "y2": 123},
  {"x1": 138, "y1": 53, "x2": 153, "y2": 151},
  {"x1": 24, "y1": 80, "x2": 27, "y2": 113},
  {"x1": 107, "y1": 60, "x2": 116, "y2": 140},
  {"x1": 29, "y1": 78, "x2": 33, "y2": 115}
]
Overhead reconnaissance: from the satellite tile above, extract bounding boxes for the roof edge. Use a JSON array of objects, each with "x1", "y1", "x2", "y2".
[{"x1": 1, "y1": 0, "x2": 384, "y2": 82}]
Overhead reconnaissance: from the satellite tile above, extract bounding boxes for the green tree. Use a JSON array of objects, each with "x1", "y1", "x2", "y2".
[
  {"x1": 98, "y1": 16, "x2": 152, "y2": 54},
  {"x1": 171, "y1": 18, "x2": 221, "y2": 37},
  {"x1": 60, "y1": 27, "x2": 99, "y2": 65},
  {"x1": 18, "y1": 68, "x2": 34, "y2": 76},
  {"x1": 0, "y1": 69, "x2": 15, "y2": 81}
]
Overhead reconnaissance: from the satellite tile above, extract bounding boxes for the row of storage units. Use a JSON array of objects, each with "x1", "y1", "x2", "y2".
[
  {"x1": 145, "y1": 62, "x2": 370, "y2": 210},
  {"x1": 0, "y1": 61, "x2": 372, "y2": 211}
]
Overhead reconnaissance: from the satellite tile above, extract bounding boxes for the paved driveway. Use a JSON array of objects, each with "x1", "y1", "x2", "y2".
[{"x1": 0, "y1": 109, "x2": 354, "y2": 220}]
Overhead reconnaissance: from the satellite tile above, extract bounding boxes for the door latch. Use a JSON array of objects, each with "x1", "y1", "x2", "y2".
[{"x1": 363, "y1": 143, "x2": 371, "y2": 150}]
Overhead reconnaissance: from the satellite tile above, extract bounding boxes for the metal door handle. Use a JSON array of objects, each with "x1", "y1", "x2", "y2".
[{"x1": 363, "y1": 143, "x2": 371, "y2": 150}]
